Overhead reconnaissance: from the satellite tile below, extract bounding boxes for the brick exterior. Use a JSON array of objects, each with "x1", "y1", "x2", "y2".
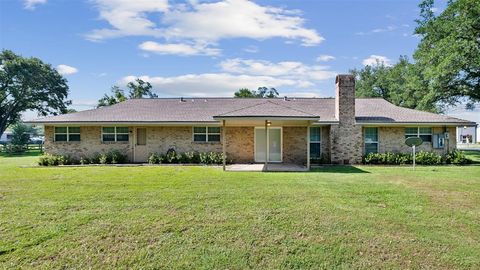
[
  {"x1": 374, "y1": 126, "x2": 457, "y2": 155},
  {"x1": 283, "y1": 127, "x2": 307, "y2": 164},
  {"x1": 44, "y1": 126, "x2": 133, "y2": 160},
  {"x1": 330, "y1": 75, "x2": 363, "y2": 164}
]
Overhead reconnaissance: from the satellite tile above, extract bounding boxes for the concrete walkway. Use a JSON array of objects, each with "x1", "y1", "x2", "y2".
[{"x1": 226, "y1": 163, "x2": 309, "y2": 172}]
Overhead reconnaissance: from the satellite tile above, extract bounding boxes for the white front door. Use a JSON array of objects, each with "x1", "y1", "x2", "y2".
[{"x1": 255, "y1": 127, "x2": 282, "y2": 162}]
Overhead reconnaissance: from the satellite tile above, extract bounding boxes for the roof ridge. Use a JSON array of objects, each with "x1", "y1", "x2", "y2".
[{"x1": 216, "y1": 100, "x2": 269, "y2": 116}]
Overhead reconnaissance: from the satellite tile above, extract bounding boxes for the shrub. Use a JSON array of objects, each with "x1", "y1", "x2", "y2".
[
  {"x1": 110, "y1": 150, "x2": 127, "y2": 164},
  {"x1": 79, "y1": 157, "x2": 90, "y2": 165},
  {"x1": 99, "y1": 153, "x2": 110, "y2": 164},
  {"x1": 444, "y1": 150, "x2": 472, "y2": 165},
  {"x1": 38, "y1": 154, "x2": 76, "y2": 166},
  {"x1": 415, "y1": 151, "x2": 442, "y2": 165},
  {"x1": 164, "y1": 148, "x2": 178, "y2": 164},
  {"x1": 148, "y1": 153, "x2": 161, "y2": 164}
]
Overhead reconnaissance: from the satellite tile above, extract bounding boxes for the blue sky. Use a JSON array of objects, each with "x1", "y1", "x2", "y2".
[{"x1": 0, "y1": 0, "x2": 478, "y2": 123}]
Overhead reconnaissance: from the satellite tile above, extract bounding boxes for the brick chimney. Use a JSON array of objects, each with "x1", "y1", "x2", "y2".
[
  {"x1": 329, "y1": 74, "x2": 362, "y2": 164},
  {"x1": 335, "y1": 74, "x2": 356, "y2": 123}
]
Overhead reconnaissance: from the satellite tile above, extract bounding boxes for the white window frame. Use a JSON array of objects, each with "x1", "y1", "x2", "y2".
[
  {"x1": 364, "y1": 127, "x2": 379, "y2": 154},
  {"x1": 192, "y1": 126, "x2": 221, "y2": 142},
  {"x1": 405, "y1": 127, "x2": 432, "y2": 142},
  {"x1": 54, "y1": 127, "x2": 80, "y2": 142},
  {"x1": 254, "y1": 127, "x2": 283, "y2": 163},
  {"x1": 102, "y1": 127, "x2": 129, "y2": 142},
  {"x1": 309, "y1": 126, "x2": 322, "y2": 159}
]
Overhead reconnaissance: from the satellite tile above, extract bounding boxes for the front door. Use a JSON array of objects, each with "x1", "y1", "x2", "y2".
[
  {"x1": 255, "y1": 127, "x2": 282, "y2": 162},
  {"x1": 134, "y1": 128, "x2": 148, "y2": 162}
]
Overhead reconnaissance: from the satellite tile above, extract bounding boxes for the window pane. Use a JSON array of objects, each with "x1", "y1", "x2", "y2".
[
  {"x1": 68, "y1": 127, "x2": 80, "y2": 133},
  {"x1": 208, "y1": 127, "x2": 220, "y2": 134},
  {"x1": 310, "y1": 127, "x2": 321, "y2": 142},
  {"x1": 208, "y1": 134, "x2": 220, "y2": 142},
  {"x1": 194, "y1": 134, "x2": 207, "y2": 142},
  {"x1": 365, "y1": 127, "x2": 378, "y2": 142},
  {"x1": 102, "y1": 127, "x2": 115, "y2": 133},
  {"x1": 102, "y1": 134, "x2": 115, "y2": 142},
  {"x1": 365, "y1": 143, "x2": 378, "y2": 154},
  {"x1": 419, "y1": 127, "x2": 432, "y2": 134},
  {"x1": 194, "y1": 127, "x2": 206, "y2": 133},
  {"x1": 68, "y1": 134, "x2": 80, "y2": 141},
  {"x1": 116, "y1": 134, "x2": 129, "y2": 142},
  {"x1": 310, "y1": 142, "x2": 321, "y2": 159},
  {"x1": 405, "y1": 127, "x2": 418, "y2": 134},
  {"x1": 116, "y1": 127, "x2": 129, "y2": 133},
  {"x1": 420, "y1": 135, "x2": 432, "y2": 142},
  {"x1": 55, "y1": 134, "x2": 67, "y2": 141},
  {"x1": 55, "y1": 127, "x2": 67, "y2": 133}
]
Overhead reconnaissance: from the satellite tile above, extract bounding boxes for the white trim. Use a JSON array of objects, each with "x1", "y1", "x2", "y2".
[
  {"x1": 101, "y1": 126, "x2": 129, "y2": 142},
  {"x1": 358, "y1": 122, "x2": 470, "y2": 127},
  {"x1": 192, "y1": 126, "x2": 221, "y2": 142},
  {"x1": 405, "y1": 126, "x2": 433, "y2": 142},
  {"x1": 364, "y1": 127, "x2": 379, "y2": 154},
  {"x1": 54, "y1": 126, "x2": 80, "y2": 142},
  {"x1": 254, "y1": 127, "x2": 283, "y2": 163},
  {"x1": 309, "y1": 126, "x2": 322, "y2": 160},
  {"x1": 213, "y1": 117, "x2": 319, "y2": 121}
]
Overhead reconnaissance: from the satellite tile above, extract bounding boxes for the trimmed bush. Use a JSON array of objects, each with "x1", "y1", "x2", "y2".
[
  {"x1": 363, "y1": 151, "x2": 472, "y2": 166},
  {"x1": 38, "y1": 151, "x2": 127, "y2": 166},
  {"x1": 147, "y1": 151, "x2": 225, "y2": 165}
]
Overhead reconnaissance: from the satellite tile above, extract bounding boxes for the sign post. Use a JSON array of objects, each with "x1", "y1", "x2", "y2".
[{"x1": 405, "y1": 137, "x2": 423, "y2": 170}]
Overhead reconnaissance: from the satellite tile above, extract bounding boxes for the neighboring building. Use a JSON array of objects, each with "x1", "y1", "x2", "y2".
[
  {"x1": 457, "y1": 126, "x2": 478, "y2": 144},
  {"x1": 28, "y1": 75, "x2": 475, "y2": 167},
  {"x1": 0, "y1": 131, "x2": 13, "y2": 143}
]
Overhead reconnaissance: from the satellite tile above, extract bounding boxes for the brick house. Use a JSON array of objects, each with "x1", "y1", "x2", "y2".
[{"x1": 29, "y1": 75, "x2": 475, "y2": 168}]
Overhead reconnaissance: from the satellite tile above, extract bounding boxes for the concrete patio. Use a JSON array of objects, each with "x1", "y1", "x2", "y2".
[{"x1": 226, "y1": 163, "x2": 309, "y2": 172}]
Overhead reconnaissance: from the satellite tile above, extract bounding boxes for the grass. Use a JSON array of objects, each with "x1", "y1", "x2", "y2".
[{"x1": 1, "y1": 155, "x2": 479, "y2": 269}]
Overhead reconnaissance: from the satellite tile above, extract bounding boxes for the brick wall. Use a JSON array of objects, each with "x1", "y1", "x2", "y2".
[
  {"x1": 375, "y1": 126, "x2": 457, "y2": 155},
  {"x1": 330, "y1": 75, "x2": 363, "y2": 164}
]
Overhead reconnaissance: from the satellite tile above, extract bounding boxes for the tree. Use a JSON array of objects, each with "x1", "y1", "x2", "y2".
[
  {"x1": 97, "y1": 79, "x2": 157, "y2": 107},
  {"x1": 0, "y1": 50, "x2": 70, "y2": 138},
  {"x1": 10, "y1": 122, "x2": 31, "y2": 152},
  {"x1": 233, "y1": 87, "x2": 279, "y2": 98},
  {"x1": 351, "y1": 56, "x2": 438, "y2": 112},
  {"x1": 234, "y1": 88, "x2": 258, "y2": 98},
  {"x1": 414, "y1": 0, "x2": 480, "y2": 107}
]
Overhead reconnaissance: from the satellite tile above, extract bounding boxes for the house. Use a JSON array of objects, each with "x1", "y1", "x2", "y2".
[
  {"x1": 28, "y1": 75, "x2": 475, "y2": 168},
  {"x1": 0, "y1": 131, "x2": 13, "y2": 143}
]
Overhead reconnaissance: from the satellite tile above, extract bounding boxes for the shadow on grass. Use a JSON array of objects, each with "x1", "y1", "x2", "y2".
[
  {"x1": 0, "y1": 150, "x2": 43, "y2": 158},
  {"x1": 310, "y1": 165, "x2": 370, "y2": 173},
  {"x1": 462, "y1": 150, "x2": 480, "y2": 164}
]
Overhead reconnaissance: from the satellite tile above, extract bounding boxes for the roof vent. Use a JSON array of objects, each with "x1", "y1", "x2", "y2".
[
  {"x1": 284, "y1": 96, "x2": 288, "y2": 101},
  {"x1": 180, "y1": 97, "x2": 185, "y2": 102}
]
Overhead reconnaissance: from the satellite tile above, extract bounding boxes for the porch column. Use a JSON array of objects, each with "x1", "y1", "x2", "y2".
[
  {"x1": 307, "y1": 123, "x2": 310, "y2": 169},
  {"x1": 265, "y1": 120, "x2": 268, "y2": 171},
  {"x1": 222, "y1": 120, "x2": 226, "y2": 171}
]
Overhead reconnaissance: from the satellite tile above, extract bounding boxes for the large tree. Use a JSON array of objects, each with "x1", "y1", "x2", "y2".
[
  {"x1": 97, "y1": 78, "x2": 157, "y2": 107},
  {"x1": 234, "y1": 87, "x2": 279, "y2": 98},
  {"x1": 351, "y1": 56, "x2": 438, "y2": 112},
  {"x1": 414, "y1": 0, "x2": 480, "y2": 107},
  {"x1": 0, "y1": 50, "x2": 70, "y2": 138}
]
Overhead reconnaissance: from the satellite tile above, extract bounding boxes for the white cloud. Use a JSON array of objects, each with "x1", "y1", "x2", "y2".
[
  {"x1": 316, "y1": 55, "x2": 335, "y2": 62},
  {"x1": 119, "y1": 57, "x2": 336, "y2": 97},
  {"x1": 24, "y1": 0, "x2": 47, "y2": 10},
  {"x1": 362, "y1": 55, "x2": 392, "y2": 67},
  {"x1": 56, "y1": 64, "x2": 78, "y2": 75},
  {"x1": 121, "y1": 73, "x2": 300, "y2": 97},
  {"x1": 356, "y1": 25, "x2": 396, "y2": 36},
  {"x1": 87, "y1": 0, "x2": 323, "y2": 49},
  {"x1": 243, "y1": 45, "x2": 259, "y2": 53},
  {"x1": 139, "y1": 41, "x2": 221, "y2": 56},
  {"x1": 220, "y1": 58, "x2": 336, "y2": 81}
]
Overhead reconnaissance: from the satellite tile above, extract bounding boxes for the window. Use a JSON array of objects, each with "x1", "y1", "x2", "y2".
[
  {"x1": 405, "y1": 127, "x2": 432, "y2": 142},
  {"x1": 309, "y1": 127, "x2": 321, "y2": 160},
  {"x1": 193, "y1": 127, "x2": 221, "y2": 142},
  {"x1": 364, "y1": 127, "x2": 378, "y2": 154},
  {"x1": 54, "y1": 127, "x2": 80, "y2": 142},
  {"x1": 102, "y1": 127, "x2": 129, "y2": 142}
]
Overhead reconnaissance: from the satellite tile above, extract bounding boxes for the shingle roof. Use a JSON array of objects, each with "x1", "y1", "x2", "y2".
[{"x1": 29, "y1": 97, "x2": 474, "y2": 125}]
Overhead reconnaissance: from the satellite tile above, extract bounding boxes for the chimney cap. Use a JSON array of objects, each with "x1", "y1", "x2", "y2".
[{"x1": 335, "y1": 74, "x2": 355, "y2": 86}]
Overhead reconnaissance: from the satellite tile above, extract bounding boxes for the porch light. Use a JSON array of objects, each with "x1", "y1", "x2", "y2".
[{"x1": 267, "y1": 121, "x2": 272, "y2": 126}]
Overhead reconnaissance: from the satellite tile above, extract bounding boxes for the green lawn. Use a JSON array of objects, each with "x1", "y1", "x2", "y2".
[{"x1": 1, "y1": 155, "x2": 480, "y2": 269}]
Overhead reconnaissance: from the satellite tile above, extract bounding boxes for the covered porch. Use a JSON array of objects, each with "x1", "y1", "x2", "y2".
[{"x1": 214, "y1": 101, "x2": 321, "y2": 171}]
